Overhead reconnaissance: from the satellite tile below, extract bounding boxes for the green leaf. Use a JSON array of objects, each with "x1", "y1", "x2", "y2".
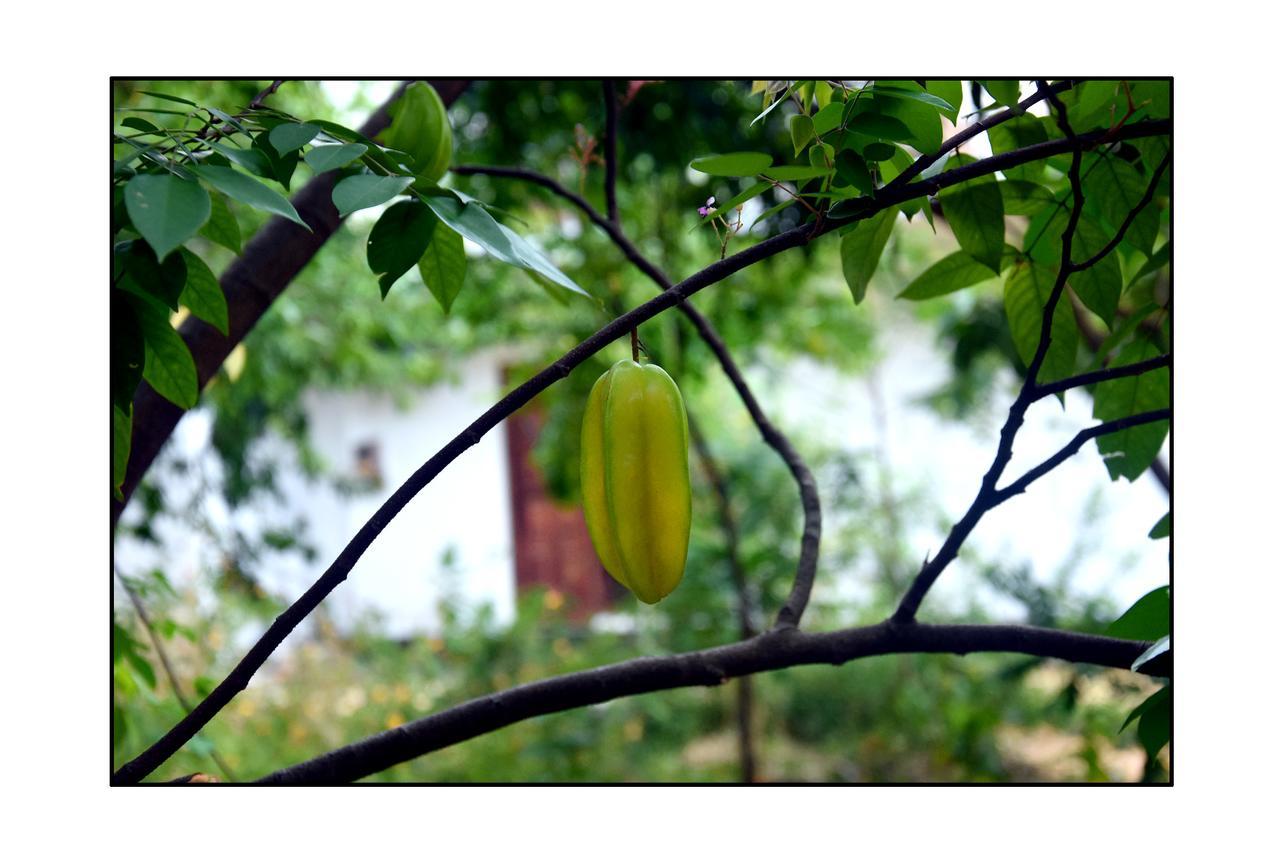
[
  {"x1": 139, "y1": 90, "x2": 197, "y2": 107},
  {"x1": 422, "y1": 195, "x2": 588, "y2": 297},
  {"x1": 989, "y1": 115, "x2": 1049, "y2": 181},
  {"x1": 112, "y1": 290, "x2": 144, "y2": 411},
  {"x1": 842, "y1": 110, "x2": 914, "y2": 143},
  {"x1": 113, "y1": 403, "x2": 132, "y2": 500},
  {"x1": 790, "y1": 114, "x2": 815, "y2": 157},
  {"x1": 120, "y1": 241, "x2": 188, "y2": 310},
  {"x1": 367, "y1": 201, "x2": 438, "y2": 297},
  {"x1": 178, "y1": 249, "x2": 228, "y2": 335},
  {"x1": 193, "y1": 165, "x2": 308, "y2": 229},
  {"x1": 899, "y1": 251, "x2": 997, "y2": 300},
  {"x1": 268, "y1": 122, "x2": 322, "y2": 154},
  {"x1": 200, "y1": 191, "x2": 242, "y2": 254},
  {"x1": 812, "y1": 101, "x2": 844, "y2": 136},
  {"x1": 1132, "y1": 242, "x2": 1170, "y2": 286},
  {"x1": 133, "y1": 296, "x2": 198, "y2": 409},
  {"x1": 939, "y1": 157, "x2": 1005, "y2": 272},
  {"x1": 750, "y1": 81, "x2": 799, "y2": 125},
  {"x1": 873, "y1": 83, "x2": 957, "y2": 114},
  {"x1": 304, "y1": 143, "x2": 368, "y2": 173},
  {"x1": 839, "y1": 208, "x2": 898, "y2": 304},
  {"x1": 1129, "y1": 80, "x2": 1170, "y2": 120},
  {"x1": 690, "y1": 152, "x2": 773, "y2": 177},
  {"x1": 925, "y1": 80, "x2": 963, "y2": 124},
  {"x1": 704, "y1": 182, "x2": 771, "y2": 221},
  {"x1": 760, "y1": 165, "x2": 830, "y2": 182},
  {"x1": 1106, "y1": 586, "x2": 1170, "y2": 641},
  {"x1": 1092, "y1": 338, "x2": 1170, "y2": 481},
  {"x1": 1087, "y1": 305, "x2": 1159, "y2": 371},
  {"x1": 251, "y1": 134, "x2": 299, "y2": 190},
  {"x1": 1149, "y1": 512, "x2": 1170, "y2": 540},
  {"x1": 834, "y1": 150, "x2": 875, "y2": 196},
  {"x1": 749, "y1": 199, "x2": 796, "y2": 231},
  {"x1": 979, "y1": 80, "x2": 1021, "y2": 108},
  {"x1": 332, "y1": 174, "x2": 415, "y2": 218},
  {"x1": 121, "y1": 116, "x2": 161, "y2": 134},
  {"x1": 419, "y1": 220, "x2": 468, "y2": 312},
  {"x1": 1135, "y1": 686, "x2": 1171, "y2": 756},
  {"x1": 1085, "y1": 153, "x2": 1159, "y2": 255},
  {"x1": 204, "y1": 140, "x2": 273, "y2": 178},
  {"x1": 1069, "y1": 217, "x2": 1123, "y2": 325},
  {"x1": 861, "y1": 142, "x2": 898, "y2": 162},
  {"x1": 124, "y1": 174, "x2": 211, "y2": 260},
  {"x1": 1000, "y1": 180, "x2": 1055, "y2": 216},
  {"x1": 1003, "y1": 261, "x2": 1079, "y2": 384},
  {"x1": 1120, "y1": 684, "x2": 1169, "y2": 733}
]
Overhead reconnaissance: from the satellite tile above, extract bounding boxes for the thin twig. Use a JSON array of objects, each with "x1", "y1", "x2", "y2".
[{"x1": 1070, "y1": 153, "x2": 1171, "y2": 272}]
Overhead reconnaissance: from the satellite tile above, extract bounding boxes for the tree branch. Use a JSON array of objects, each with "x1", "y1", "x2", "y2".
[
  {"x1": 254, "y1": 621, "x2": 1164, "y2": 783},
  {"x1": 113, "y1": 80, "x2": 472, "y2": 527},
  {"x1": 993, "y1": 409, "x2": 1171, "y2": 503},
  {"x1": 1032, "y1": 354, "x2": 1170, "y2": 400},
  {"x1": 1070, "y1": 153, "x2": 1170, "y2": 273},
  {"x1": 114, "y1": 118, "x2": 1171, "y2": 784},
  {"x1": 892, "y1": 83, "x2": 1091, "y2": 624}
]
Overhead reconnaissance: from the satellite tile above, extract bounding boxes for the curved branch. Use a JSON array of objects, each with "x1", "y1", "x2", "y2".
[
  {"x1": 114, "y1": 119, "x2": 1172, "y2": 784},
  {"x1": 255, "y1": 621, "x2": 1163, "y2": 783}
]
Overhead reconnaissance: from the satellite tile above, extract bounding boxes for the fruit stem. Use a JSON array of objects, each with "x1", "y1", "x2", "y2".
[{"x1": 631, "y1": 327, "x2": 639, "y2": 362}]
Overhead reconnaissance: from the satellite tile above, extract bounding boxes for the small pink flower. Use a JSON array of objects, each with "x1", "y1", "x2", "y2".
[{"x1": 697, "y1": 196, "x2": 717, "y2": 217}]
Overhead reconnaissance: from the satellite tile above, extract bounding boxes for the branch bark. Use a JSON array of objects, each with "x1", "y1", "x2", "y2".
[
  {"x1": 254, "y1": 621, "x2": 1164, "y2": 783},
  {"x1": 114, "y1": 117, "x2": 1172, "y2": 784},
  {"x1": 113, "y1": 80, "x2": 472, "y2": 527}
]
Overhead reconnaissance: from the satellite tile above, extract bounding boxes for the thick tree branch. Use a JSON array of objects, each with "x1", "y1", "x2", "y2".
[
  {"x1": 254, "y1": 621, "x2": 1164, "y2": 783},
  {"x1": 1032, "y1": 354, "x2": 1170, "y2": 400},
  {"x1": 114, "y1": 119, "x2": 1171, "y2": 784},
  {"x1": 113, "y1": 80, "x2": 471, "y2": 527},
  {"x1": 994, "y1": 409, "x2": 1171, "y2": 502}
]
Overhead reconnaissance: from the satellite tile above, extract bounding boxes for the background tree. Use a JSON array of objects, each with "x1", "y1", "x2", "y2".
[{"x1": 111, "y1": 78, "x2": 1171, "y2": 783}]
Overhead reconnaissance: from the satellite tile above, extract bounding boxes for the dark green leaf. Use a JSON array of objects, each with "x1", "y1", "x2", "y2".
[
  {"x1": 940, "y1": 158, "x2": 1005, "y2": 272},
  {"x1": 422, "y1": 195, "x2": 588, "y2": 297},
  {"x1": 875, "y1": 93, "x2": 944, "y2": 153},
  {"x1": 834, "y1": 150, "x2": 875, "y2": 196},
  {"x1": 1129, "y1": 80, "x2": 1170, "y2": 120},
  {"x1": 1106, "y1": 586, "x2": 1170, "y2": 641},
  {"x1": 133, "y1": 296, "x2": 198, "y2": 409},
  {"x1": 124, "y1": 174, "x2": 211, "y2": 260},
  {"x1": 121, "y1": 241, "x2": 188, "y2": 310},
  {"x1": 1132, "y1": 242, "x2": 1170, "y2": 286},
  {"x1": 790, "y1": 113, "x2": 815, "y2": 156},
  {"x1": 367, "y1": 201, "x2": 438, "y2": 296},
  {"x1": 873, "y1": 83, "x2": 957, "y2": 113},
  {"x1": 979, "y1": 80, "x2": 1021, "y2": 108},
  {"x1": 304, "y1": 143, "x2": 368, "y2": 173},
  {"x1": 1120, "y1": 684, "x2": 1169, "y2": 733},
  {"x1": 113, "y1": 403, "x2": 131, "y2": 500},
  {"x1": 1149, "y1": 512, "x2": 1170, "y2": 540},
  {"x1": 1093, "y1": 338, "x2": 1170, "y2": 481},
  {"x1": 861, "y1": 141, "x2": 898, "y2": 162},
  {"x1": 204, "y1": 140, "x2": 272, "y2": 178},
  {"x1": 1087, "y1": 304, "x2": 1159, "y2": 371},
  {"x1": 839, "y1": 208, "x2": 898, "y2": 304},
  {"x1": 252, "y1": 134, "x2": 299, "y2": 190},
  {"x1": 843, "y1": 110, "x2": 914, "y2": 143},
  {"x1": 193, "y1": 165, "x2": 308, "y2": 229},
  {"x1": 121, "y1": 116, "x2": 161, "y2": 134},
  {"x1": 1135, "y1": 686, "x2": 1171, "y2": 756},
  {"x1": 899, "y1": 251, "x2": 998, "y2": 300},
  {"x1": 200, "y1": 192, "x2": 242, "y2": 254},
  {"x1": 761, "y1": 165, "x2": 829, "y2": 182},
  {"x1": 419, "y1": 220, "x2": 468, "y2": 312},
  {"x1": 268, "y1": 122, "x2": 322, "y2": 154},
  {"x1": 690, "y1": 152, "x2": 773, "y2": 177},
  {"x1": 332, "y1": 174, "x2": 415, "y2": 217},
  {"x1": 1004, "y1": 261, "x2": 1079, "y2": 384},
  {"x1": 1000, "y1": 180, "x2": 1055, "y2": 216},
  {"x1": 112, "y1": 291, "x2": 144, "y2": 411},
  {"x1": 178, "y1": 249, "x2": 228, "y2": 334}
]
